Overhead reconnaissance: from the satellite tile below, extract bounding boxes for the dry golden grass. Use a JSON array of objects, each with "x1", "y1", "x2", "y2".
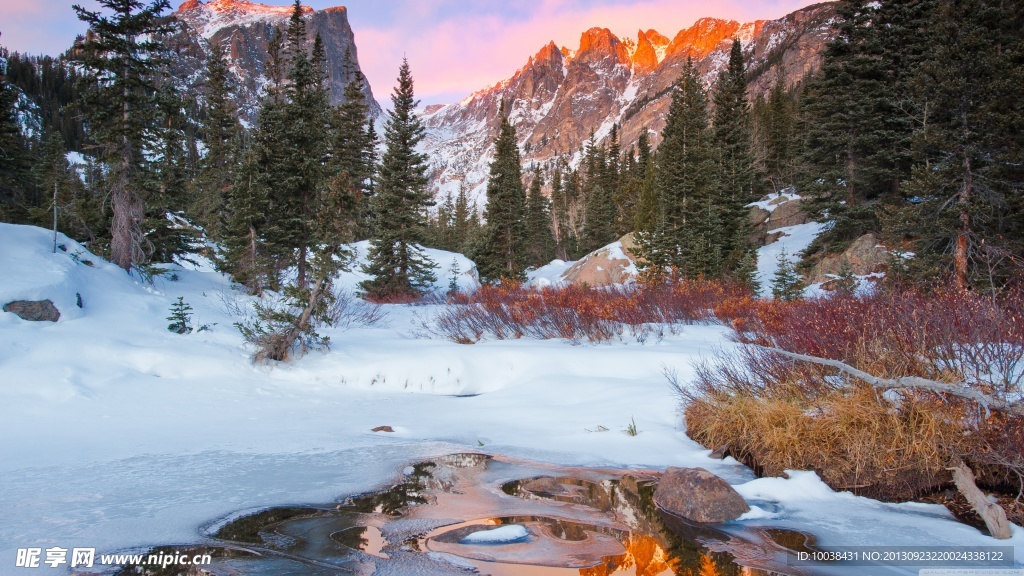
[{"x1": 685, "y1": 385, "x2": 971, "y2": 500}]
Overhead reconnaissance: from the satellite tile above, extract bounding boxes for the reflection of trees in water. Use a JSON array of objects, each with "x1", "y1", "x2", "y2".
[{"x1": 331, "y1": 526, "x2": 369, "y2": 552}]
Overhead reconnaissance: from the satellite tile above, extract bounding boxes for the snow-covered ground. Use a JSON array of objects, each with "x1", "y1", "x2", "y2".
[{"x1": 0, "y1": 223, "x2": 1021, "y2": 574}]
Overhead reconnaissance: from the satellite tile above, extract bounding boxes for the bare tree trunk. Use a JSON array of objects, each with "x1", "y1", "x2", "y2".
[
  {"x1": 111, "y1": 60, "x2": 141, "y2": 272},
  {"x1": 950, "y1": 458, "x2": 1011, "y2": 539},
  {"x1": 954, "y1": 153, "x2": 972, "y2": 290},
  {"x1": 52, "y1": 182, "x2": 58, "y2": 254}
]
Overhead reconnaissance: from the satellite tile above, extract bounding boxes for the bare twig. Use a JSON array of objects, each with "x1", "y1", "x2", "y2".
[{"x1": 758, "y1": 346, "x2": 1024, "y2": 416}]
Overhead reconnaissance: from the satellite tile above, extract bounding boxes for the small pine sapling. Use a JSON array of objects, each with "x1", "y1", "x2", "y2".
[
  {"x1": 447, "y1": 257, "x2": 461, "y2": 296},
  {"x1": 771, "y1": 249, "x2": 803, "y2": 301},
  {"x1": 167, "y1": 296, "x2": 193, "y2": 334},
  {"x1": 833, "y1": 261, "x2": 858, "y2": 295}
]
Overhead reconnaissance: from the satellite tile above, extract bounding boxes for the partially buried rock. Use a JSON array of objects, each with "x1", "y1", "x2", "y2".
[
  {"x1": 3, "y1": 300, "x2": 60, "y2": 322},
  {"x1": 371, "y1": 426, "x2": 394, "y2": 433},
  {"x1": 522, "y1": 477, "x2": 569, "y2": 496},
  {"x1": 654, "y1": 467, "x2": 749, "y2": 523}
]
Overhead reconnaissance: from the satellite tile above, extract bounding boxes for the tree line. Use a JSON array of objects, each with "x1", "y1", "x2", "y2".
[{"x1": 2, "y1": 0, "x2": 1022, "y2": 297}]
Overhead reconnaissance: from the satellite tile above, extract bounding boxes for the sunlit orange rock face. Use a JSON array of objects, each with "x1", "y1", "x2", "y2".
[
  {"x1": 665, "y1": 18, "x2": 741, "y2": 59},
  {"x1": 579, "y1": 534, "x2": 677, "y2": 576},
  {"x1": 631, "y1": 30, "x2": 661, "y2": 73},
  {"x1": 421, "y1": 3, "x2": 837, "y2": 205}
]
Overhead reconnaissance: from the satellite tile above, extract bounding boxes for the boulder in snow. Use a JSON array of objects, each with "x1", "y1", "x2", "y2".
[
  {"x1": 765, "y1": 198, "x2": 809, "y2": 232},
  {"x1": 654, "y1": 467, "x2": 749, "y2": 523},
  {"x1": 562, "y1": 233, "x2": 639, "y2": 287},
  {"x1": 3, "y1": 299, "x2": 60, "y2": 322},
  {"x1": 808, "y1": 233, "x2": 890, "y2": 286}
]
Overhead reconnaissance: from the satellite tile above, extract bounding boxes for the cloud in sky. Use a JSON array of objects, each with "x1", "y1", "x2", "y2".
[{"x1": 0, "y1": 0, "x2": 817, "y2": 105}]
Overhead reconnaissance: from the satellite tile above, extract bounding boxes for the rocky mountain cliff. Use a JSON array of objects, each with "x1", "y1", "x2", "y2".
[
  {"x1": 421, "y1": 2, "x2": 837, "y2": 204},
  {"x1": 163, "y1": 0, "x2": 379, "y2": 121}
]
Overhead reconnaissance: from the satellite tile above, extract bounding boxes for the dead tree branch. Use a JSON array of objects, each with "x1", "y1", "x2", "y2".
[{"x1": 759, "y1": 346, "x2": 1023, "y2": 417}]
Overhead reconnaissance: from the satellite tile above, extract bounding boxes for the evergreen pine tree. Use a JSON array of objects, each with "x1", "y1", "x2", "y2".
[
  {"x1": 632, "y1": 131, "x2": 658, "y2": 233},
  {"x1": 360, "y1": 58, "x2": 437, "y2": 299},
  {"x1": 524, "y1": 169, "x2": 555, "y2": 267},
  {"x1": 0, "y1": 47, "x2": 33, "y2": 222},
  {"x1": 221, "y1": 147, "x2": 272, "y2": 293},
  {"x1": 884, "y1": 0, "x2": 1024, "y2": 288},
  {"x1": 452, "y1": 182, "x2": 472, "y2": 253},
  {"x1": 73, "y1": 0, "x2": 173, "y2": 271},
  {"x1": 711, "y1": 39, "x2": 759, "y2": 274},
  {"x1": 331, "y1": 50, "x2": 375, "y2": 238},
  {"x1": 549, "y1": 165, "x2": 572, "y2": 260},
  {"x1": 798, "y1": 0, "x2": 927, "y2": 256},
  {"x1": 581, "y1": 137, "x2": 617, "y2": 252},
  {"x1": 166, "y1": 296, "x2": 193, "y2": 334},
  {"x1": 193, "y1": 42, "x2": 240, "y2": 238},
  {"x1": 637, "y1": 58, "x2": 715, "y2": 277},
  {"x1": 475, "y1": 101, "x2": 528, "y2": 283},
  {"x1": 771, "y1": 249, "x2": 803, "y2": 301}
]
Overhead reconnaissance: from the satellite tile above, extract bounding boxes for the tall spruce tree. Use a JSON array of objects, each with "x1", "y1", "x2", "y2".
[
  {"x1": 637, "y1": 58, "x2": 715, "y2": 276},
  {"x1": 798, "y1": 0, "x2": 922, "y2": 256},
  {"x1": 524, "y1": 169, "x2": 555, "y2": 267},
  {"x1": 331, "y1": 50, "x2": 375, "y2": 239},
  {"x1": 581, "y1": 135, "x2": 617, "y2": 252},
  {"x1": 192, "y1": 42, "x2": 240, "y2": 239},
  {"x1": 221, "y1": 146, "x2": 271, "y2": 293},
  {"x1": 360, "y1": 58, "x2": 437, "y2": 298},
  {"x1": 0, "y1": 48, "x2": 33, "y2": 222},
  {"x1": 712, "y1": 39, "x2": 759, "y2": 274},
  {"x1": 476, "y1": 101, "x2": 528, "y2": 283},
  {"x1": 73, "y1": 0, "x2": 172, "y2": 271},
  {"x1": 885, "y1": 0, "x2": 1024, "y2": 288}
]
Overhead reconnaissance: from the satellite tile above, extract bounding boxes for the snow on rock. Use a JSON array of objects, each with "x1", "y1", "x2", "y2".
[
  {"x1": 459, "y1": 524, "x2": 529, "y2": 544},
  {"x1": 527, "y1": 259, "x2": 575, "y2": 288},
  {"x1": 560, "y1": 234, "x2": 640, "y2": 287}
]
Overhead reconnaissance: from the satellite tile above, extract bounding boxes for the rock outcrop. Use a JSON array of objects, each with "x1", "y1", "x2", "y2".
[
  {"x1": 161, "y1": 0, "x2": 379, "y2": 122},
  {"x1": 808, "y1": 233, "x2": 891, "y2": 286},
  {"x1": 562, "y1": 234, "x2": 639, "y2": 287},
  {"x1": 653, "y1": 467, "x2": 750, "y2": 523},
  {"x1": 3, "y1": 300, "x2": 60, "y2": 322},
  {"x1": 749, "y1": 193, "x2": 809, "y2": 246}
]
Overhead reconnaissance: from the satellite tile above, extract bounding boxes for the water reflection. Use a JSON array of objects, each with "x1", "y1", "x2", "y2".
[{"x1": 107, "y1": 453, "x2": 805, "y2": 576}]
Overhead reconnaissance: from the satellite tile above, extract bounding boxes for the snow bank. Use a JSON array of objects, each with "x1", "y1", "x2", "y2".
[
  {"x1": 0, "y1": 222, "x2": 1020, "y2": 574},
  {"x1": 755, "y1": 220, "x2": 828, "y2": 297},
  {"x1": 527, "y1": 259, "x2": 575, "y2": 288}
]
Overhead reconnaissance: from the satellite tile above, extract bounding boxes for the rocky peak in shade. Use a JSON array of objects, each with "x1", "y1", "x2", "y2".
[{"x1": 165, "y1": 0, "x2": 378, "y2": 121}]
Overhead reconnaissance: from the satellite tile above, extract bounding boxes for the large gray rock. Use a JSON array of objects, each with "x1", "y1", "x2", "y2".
[
  {"x1": 765, "y1": 199, "x2": 809, "y2": 231},
  {"x1": 3, "y1": 300, "x2": 60, "y2": 322},
  {"x1": 562, "y1": 233, "x2": 639, "y2": 287},
  {"x1": 654, "y1": 467, "x2": 749, "y2": 523},
  {"x1": 808, "y1": 233, "x2": 890, "y2": 286}
]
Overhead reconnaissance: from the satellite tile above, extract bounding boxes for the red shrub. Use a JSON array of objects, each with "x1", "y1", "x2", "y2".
[{"x1": 432, "y1": 279, "x2": 752, "y2": 344}]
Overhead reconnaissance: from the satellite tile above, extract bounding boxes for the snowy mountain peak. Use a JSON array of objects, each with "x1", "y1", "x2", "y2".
[
  {"x1": 420, "y1": 2, "x2": 839, "y2": 206},
  {"x1": 664, "y1": 17, "x2": 747, "y2": 60},
  {"x1": 175, "y1": 0, "x2": 311, "y2": 39}
]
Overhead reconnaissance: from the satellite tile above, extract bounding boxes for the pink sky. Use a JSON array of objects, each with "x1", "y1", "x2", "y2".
[{"x1": 0, "y1": 0, "x2": 819, "y2": 105}]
